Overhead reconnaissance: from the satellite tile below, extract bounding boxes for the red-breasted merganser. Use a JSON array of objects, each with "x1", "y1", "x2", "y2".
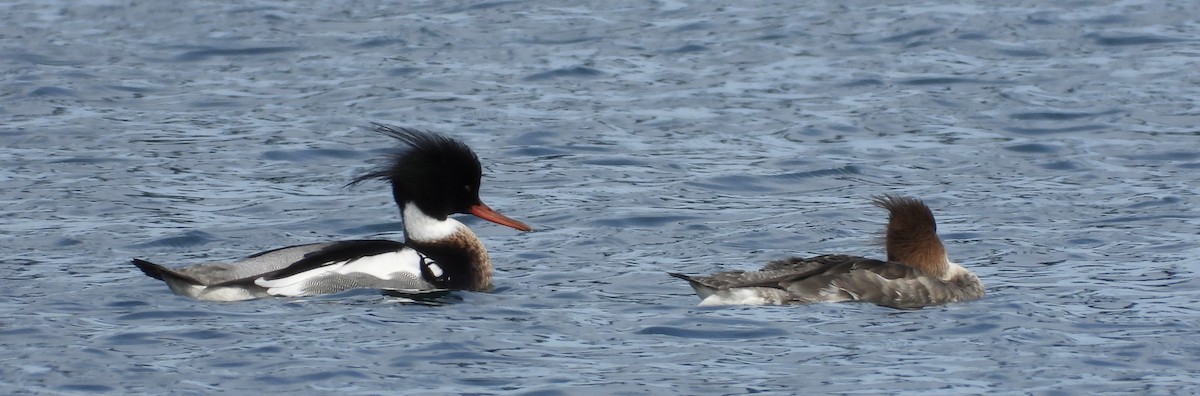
[
  {"x1": 670, "y1": 195, "x2": 983, "y2": 309},
  {"x1": 132, "y1": 125, "x2": 531, "y2": 301}
]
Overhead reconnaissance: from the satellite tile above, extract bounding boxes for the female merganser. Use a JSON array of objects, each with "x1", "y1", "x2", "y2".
[
  {"x1": 670, "y1": 195, "x2": 983, "y2": 309},
  {"x1": 131, "y1": 125, "x2": 531, "y2": 301}
]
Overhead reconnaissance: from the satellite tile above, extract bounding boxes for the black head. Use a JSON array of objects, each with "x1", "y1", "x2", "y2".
[{"x1": 351, "y1": 125, "x2": 530, "y2": 231}]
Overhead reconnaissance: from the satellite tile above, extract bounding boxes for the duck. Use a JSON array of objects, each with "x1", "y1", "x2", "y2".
[
  {"x1": 131, "y1": 125, "x2": 531, "y2": 301},
  {"x1": 670, "y1": 195, "x2": 983, "y2": 309}
]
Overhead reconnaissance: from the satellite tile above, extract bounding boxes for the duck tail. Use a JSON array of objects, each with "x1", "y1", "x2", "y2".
[{"x1": 131, "y1": 258, "x2": 203, "y2": 285}]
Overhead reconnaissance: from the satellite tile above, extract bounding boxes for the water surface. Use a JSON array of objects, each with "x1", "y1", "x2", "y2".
[{"x1": 3, "y1": 1, "x2": 1199, "y2": 394}]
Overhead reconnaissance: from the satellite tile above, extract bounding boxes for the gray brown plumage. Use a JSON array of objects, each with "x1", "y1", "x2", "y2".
[{"x1": 671, "y1": 195, "x2": 983, "y2": 309}]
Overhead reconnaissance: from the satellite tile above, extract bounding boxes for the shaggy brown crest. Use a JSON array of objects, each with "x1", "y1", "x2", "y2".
[{"x1": 872, "y1": 195, "x2": 948, "y2": 278}]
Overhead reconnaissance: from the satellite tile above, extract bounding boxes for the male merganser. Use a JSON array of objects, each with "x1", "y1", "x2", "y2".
[
  {"x1": 131, "y1": 125, "x2": 531, "y2": 301},
  {"x1": 670, "y1": 195, "x2": 983, "y2": 309}
]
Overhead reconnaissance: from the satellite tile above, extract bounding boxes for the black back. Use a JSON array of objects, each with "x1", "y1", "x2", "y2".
[{"x1": 257, "y1": 239, "x2": 407, "y2": 281}]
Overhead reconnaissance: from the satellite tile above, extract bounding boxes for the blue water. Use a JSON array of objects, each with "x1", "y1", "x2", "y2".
[{"x1": 3, "y1": 1, "x2": 1199, "y2": 394}]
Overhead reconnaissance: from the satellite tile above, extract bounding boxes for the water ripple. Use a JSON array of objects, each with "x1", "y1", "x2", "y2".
[
  {"x1": 4, "y1": 1, "x2": 1200, "y2": 394},
  {"x1": 636, "y1": 325, "x2": 788, "y2": 339},
  {"x1": 174, "y1": 46, "x2": 300, "y2": 62},
  {"x1": 523, "y1": 66, "x2": 604, "y2": 81}
]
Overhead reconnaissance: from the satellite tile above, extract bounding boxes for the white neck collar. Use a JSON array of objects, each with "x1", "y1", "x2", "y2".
[{"x1": 402, "y1": 202, "x2": 464, "y2": 242}]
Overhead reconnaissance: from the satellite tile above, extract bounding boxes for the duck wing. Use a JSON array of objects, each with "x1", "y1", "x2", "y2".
[
  {"x1": 671, "y1": 254, "x2": 943, "y2": 308},
  {"x1": 251, "y1": 240, "x2": 448, "y2": 297},
  {"x1": 674, "y1": 254, "x2": 856, "y2": 291},
  {"x1": 776, "y1": 255, "x2": 963, "y2": 309},
  {"x1": 253, "y1": 240, "x2": 407, "y2": 283},
  {"x1": 133, "y1": 240, "x2": 405, "y2": 287}
]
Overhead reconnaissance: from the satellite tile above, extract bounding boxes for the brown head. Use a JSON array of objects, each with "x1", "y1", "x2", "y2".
[{"x1": 872, "y1": 195, "x2": 949, "y2": 278}]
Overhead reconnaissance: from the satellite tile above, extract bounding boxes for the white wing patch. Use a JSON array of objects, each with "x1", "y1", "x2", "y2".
[
  {"x1": 819, "y1": 285, "x2": 853, "y2": 301},
  {"x1": 254, "y1": 250, "x2": 424, "y2": 297},
  {"x1": 698, "y1": 287, "x2": 789, "y2": 306},
  {"x1": 425, "y1": 260, "x2": 444, "y2": 278}
]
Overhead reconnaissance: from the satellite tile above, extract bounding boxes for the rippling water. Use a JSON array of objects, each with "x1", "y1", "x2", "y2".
[{"x1": 3, "y1": 1, "x2": 1199, "y2": 394}]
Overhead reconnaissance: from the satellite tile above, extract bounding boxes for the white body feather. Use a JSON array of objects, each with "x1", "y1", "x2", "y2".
[{"x1": 254, "y1": 250, "x2": 424, "y2": 297}]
